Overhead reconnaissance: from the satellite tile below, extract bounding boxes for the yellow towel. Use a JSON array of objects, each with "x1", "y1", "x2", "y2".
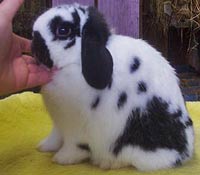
[{"x1": 0, "y1": 92, "x2": 199, "y2": 175}]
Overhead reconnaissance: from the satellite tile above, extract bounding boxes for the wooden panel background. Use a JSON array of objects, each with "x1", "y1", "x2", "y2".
[
  {"x1": 52, "y1": 0, "x2": 140, "y2": 38},
  {"x1": 53, "y1": 0, "x2": 94, "y2": 6},
  {"x1": 98, "y1": 0, "x2": 139, "y2": 38}
]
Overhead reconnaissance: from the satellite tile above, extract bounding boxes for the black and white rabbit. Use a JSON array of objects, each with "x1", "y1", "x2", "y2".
[{"x1": 32, "y1": 3, "x2": 194, "y2": 171}]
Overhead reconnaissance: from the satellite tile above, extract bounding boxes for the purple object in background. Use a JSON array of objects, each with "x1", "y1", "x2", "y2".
[
  {"x1": 98, "y1": 0, "x2": 139, "y2": 38},
  {"x1": 53, "y1": 0, "x2": 94, "y2": 6},
  {"x1": 52, "y1": 0, "x2": 140, "y2": 38}
]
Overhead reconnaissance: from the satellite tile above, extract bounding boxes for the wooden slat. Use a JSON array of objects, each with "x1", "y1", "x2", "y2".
[
  {"x1": 98, "y1": 0, "x2": 140, "y2": 38},
  {"x1": 53, "y1": 0, "x2": 94, "y2": 6},
  {"x1": 142, "y1": 1, "x2": 168, "y2": 56}
]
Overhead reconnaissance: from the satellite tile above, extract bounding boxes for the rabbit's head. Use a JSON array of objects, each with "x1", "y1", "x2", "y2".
[{"x1": 32, "y1": 4, "x2": 113, "y2": 89}]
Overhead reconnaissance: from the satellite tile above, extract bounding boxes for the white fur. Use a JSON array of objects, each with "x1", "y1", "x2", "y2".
[
  {"x1": 121, "y1": 146, "x2": 179, "y2": 171},
  {"x1": 33, "y1": 4, "x2": 194, "y2": 171}
]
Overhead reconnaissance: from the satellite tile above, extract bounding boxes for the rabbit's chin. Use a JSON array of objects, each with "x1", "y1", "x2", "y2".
[{"x1": 39, "y1": 64, "x2": 60, "y2": 72}]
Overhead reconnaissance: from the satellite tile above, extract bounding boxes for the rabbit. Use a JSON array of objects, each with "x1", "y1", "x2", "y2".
[{"x1": 31, "y1": 3, "x2": 194, "y2": 171}]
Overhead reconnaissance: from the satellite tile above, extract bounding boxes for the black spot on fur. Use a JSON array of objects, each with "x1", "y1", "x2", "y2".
[
  {"x1": 81, "y1": 7, "x2": 113, "y2": 89},
  {"x1": 64, "y1": 39, "x2": 76, "y2": 49},
  {"x1": 77, "y1": 144, "x2": 90, "y2": 152},
  {"x1": 130, "y1": 57, "x2": 140, "y2": 73},
  {"x1": 172, "y1": 109, "x2": 182, "y2": 118},
  {"x1": 71, "y1": 9, "x2": 81, "y2": 37},
  {"x1": 32, "y1": 31, "x2": 53, "y2": 68},
  {"x1": 138, "y1": 81, "x2": 147, "y2": 93},
  {"x1": 49, "y1": 16, "x2": 61, "y2": 35},
  {"x1": 91, "y1": 96, "x2": 100, "y2": 109},
  {"x1": 113, "y1": 96, "x2": 188, "y2": 157},
  {"x1": 79, "y1": 7, "x2": 86, "y2": 14},
  {"x1": 185, "y1": 118, "x2": 193, "y2": 127},
  {"x1": 118, "y1": 92, "x2": 127, "y2": 109},
  {"x1": 173, "y1": 159, "x2": 182, "y2": 167}
]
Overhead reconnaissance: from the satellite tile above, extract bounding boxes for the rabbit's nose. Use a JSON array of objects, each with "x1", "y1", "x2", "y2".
[{"x1": 32, "y1": 31, "x2": 53, "y2": 68}]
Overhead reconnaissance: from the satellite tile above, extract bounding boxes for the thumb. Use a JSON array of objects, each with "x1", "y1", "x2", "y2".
[
  {"x1": 14, "y1": 34, "x2": 31, "y2": 53},
  {"x1": 0, "y1": 0, "x2": 24, "y2": 21}
]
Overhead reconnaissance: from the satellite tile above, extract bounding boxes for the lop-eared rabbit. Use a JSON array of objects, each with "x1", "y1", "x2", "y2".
[{"x1": 32, "y1": 4, "x2": 194, "y2": 171}]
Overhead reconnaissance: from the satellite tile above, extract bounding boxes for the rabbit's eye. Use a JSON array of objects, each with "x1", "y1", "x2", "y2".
[{"x1": 56, "y1": 25, "x2": 71, "y2": 38}]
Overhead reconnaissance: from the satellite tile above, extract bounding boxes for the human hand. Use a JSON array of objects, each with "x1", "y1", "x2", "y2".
[{"x1": 0, "y1": 0, "x2": 53, "y2": 96}]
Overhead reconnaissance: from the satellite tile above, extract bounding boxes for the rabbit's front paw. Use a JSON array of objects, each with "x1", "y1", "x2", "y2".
[
  {"x1": 37, "y1": 128, "x2": 62, "y2": 152},
  {"x1": 52, "y1": 145, "x2": 89, "y2": 165},
  {"x1": 37, "y1": 137, "x2": 61, "y2": 152}
]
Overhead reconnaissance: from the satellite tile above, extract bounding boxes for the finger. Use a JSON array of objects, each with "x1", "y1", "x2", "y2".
[
  {"x1": 22, "y1": 55, "x2": 36, "y2": 64},
  {"x1": 26, "y1": 70, "x2": 53, "y2": 88},
  {"x1": 0, "y1": 0, "x2": 24, "y2": 21},
  {"x1": 14, "y1": 34, "x2": 31, "y2": 53},
  {"x1": 28, "y1": 64, "x2": 49, "y2": 74}
]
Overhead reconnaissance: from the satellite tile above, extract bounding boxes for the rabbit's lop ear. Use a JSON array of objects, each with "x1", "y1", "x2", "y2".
[{"x1": 81, "y1": 7, "x2": 113, "y2": 89}]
